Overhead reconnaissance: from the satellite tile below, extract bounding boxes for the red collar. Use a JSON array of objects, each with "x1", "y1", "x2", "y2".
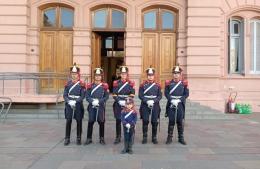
[{"x1": 173, "y1": 79, "x2": 180, "y2": 83}]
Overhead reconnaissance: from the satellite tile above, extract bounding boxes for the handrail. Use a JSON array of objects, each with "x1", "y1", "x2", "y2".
[
  {"x1": 0, "y1": 102, "x2": 4, "y2": 117},
  {"x1": 0, "y1": 96, "x2": 12, "y2": 122},
  {"x1": 55, "y1": 92, "x2": 64, "y2": 119},
  {"x1": 0, "y1": 72, "x2": 90, "y2": 95}
]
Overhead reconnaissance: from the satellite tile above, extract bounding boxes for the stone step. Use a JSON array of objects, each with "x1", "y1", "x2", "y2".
[
  {"x1": 6, "y1": 106, "x2": 238, "y2": 120},
  {"x1": 4, "y1": 98, "x2": 234, "y2": 120},
  {"x1": 6, "y1": 111, "x2": 238, "y2": 120}
]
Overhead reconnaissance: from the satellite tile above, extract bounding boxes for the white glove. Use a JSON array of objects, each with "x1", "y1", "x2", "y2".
[
  {"x1": 68, "y1": 100, "x2": 76, "y2": 108},
  {"x1": 171, "y1": 99, "x2": 181, "y2": 107},
  {"x1": 119, "y1": 100, "x2": 126, "y2": 106},
  {"x1": 147, "y1": 100, "x2": 154, "y2": 108},
  {"x1": 92, "y1": 99, "x2": 99, "y2": 107},
  {"x1": 125, "y1": 123, "x2": 131, "y2": 129}
]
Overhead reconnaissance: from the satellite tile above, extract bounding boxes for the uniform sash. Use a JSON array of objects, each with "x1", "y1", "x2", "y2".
[
  {"x1": 68, "y1": 81, "x2": 80, "y2": 94},
  {"x1": 91, "y1": 83, "x2": 102, "y2": 96},
  {"x1": 118, "y1": 81, "x2": 129, "y2": 93},
  {"x1": 143, "y1": 82, "x2": 156, "y2": 94},
  {"x1": 125, "y1": 110, "x2": 134, "y2": 119},
  {"x1": 169, "y1": 81, "x2": 182, "y2": 95}
]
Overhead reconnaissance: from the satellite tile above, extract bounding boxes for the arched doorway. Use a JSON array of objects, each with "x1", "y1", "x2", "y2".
[
  {"x1": 142, "y1": 6, "x2": 177, "y2": 88},
  {"x1": 91, "y1": 5, "x2": 126, "y2": 91},
  {"x1": 39, "y1": 4, "x2": 74, "y2": 93}
]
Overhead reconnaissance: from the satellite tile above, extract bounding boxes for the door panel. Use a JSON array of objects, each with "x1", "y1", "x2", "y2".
[
  {"x1": 142, "y1": 33, "x2": 158, "y2": 81},
  {"x1": 91, "y1": 32, "x2": 101, "y2": 80},
  {"x1": 40, "y1": 31, "x2": 57, "y2": 91},
  {"x1": 142, "y1": 32, "x2": 176, "y2": 88},
  {"x1": 159, "y1": 33, "x2": 176, "y2": 88},
  {"x1": 57, "y1": 31, "x2": 73, "y2": 89},
  {"x1": 40, "y1": 31, "x2": 73, "y2": 93}
]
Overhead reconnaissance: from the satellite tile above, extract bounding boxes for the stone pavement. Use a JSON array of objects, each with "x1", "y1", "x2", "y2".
[{"x1": 1, "y1": 114, "x2": 260, "y2": 169}]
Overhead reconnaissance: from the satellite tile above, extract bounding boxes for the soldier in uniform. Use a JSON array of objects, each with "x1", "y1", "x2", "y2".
[
  {"x1": 138, "y1": 67, "x2": 162, "y2": 144},
  {"x1": 84, "y1": 68, "x2": 109, "y2": 145},
  {"x1": 121, "y1": 97, "x2": 137, "y2": 154},
  {"x1": 164, "y1": 66, "x2": 189, "y2": 145},
  {"x1": 112, "y1": 66, "x2": 135, "y2": 144},
  {"x1": 63, "y1": 63, "x2": 86, "y2": 146}
]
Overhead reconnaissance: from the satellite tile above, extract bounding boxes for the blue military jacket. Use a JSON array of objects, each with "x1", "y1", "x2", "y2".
[
  {"x1": 121, "y1": 108, "x2": 137, "y2": 127},
  {"x1": 164, "y1": 79, "x2": 189, "y2": 109},
  {"x1": 63, "y1": 80, "x2": 85, "y2": 120},
  {"x1": 85, "y1": 82, "x2": 109, "y2": 122},
  {"x1": 112, "y1": 79, "x2": 135, "y2": 102},
  {"x1": 138, "y1": 81, "x2": 162, "y2": 120},
  {"x1": 112, "y1": 79, "x2": 135, "y2": 119}
]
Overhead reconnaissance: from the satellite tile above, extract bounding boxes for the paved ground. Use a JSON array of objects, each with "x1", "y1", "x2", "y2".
[{"x1": 1, "y1": 113, "x2": 260, "y2": 169}]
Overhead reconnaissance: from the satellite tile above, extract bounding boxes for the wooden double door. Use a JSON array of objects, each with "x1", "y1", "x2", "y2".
[
  {"x1": 142, "y1": 32, "x2": 176, "y2": 88},
  {"x1": 40, "y1": 31, "x2": 73, "y2": 93}
]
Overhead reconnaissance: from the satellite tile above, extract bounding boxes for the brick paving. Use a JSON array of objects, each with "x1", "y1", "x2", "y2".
[{"x1": 0, "y1": 114, "x2": 260, "y2": 169}]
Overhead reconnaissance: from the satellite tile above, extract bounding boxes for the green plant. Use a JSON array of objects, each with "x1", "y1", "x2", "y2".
[{"x1": 235, "y1": 103, "x2": 252, "y2": 114}]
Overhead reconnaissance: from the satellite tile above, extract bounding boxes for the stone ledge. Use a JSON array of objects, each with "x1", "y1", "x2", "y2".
[{"x1": 0, "y1": 95, "x2": 64, "y2": 103}]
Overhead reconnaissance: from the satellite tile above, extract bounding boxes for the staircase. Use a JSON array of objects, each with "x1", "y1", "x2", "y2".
[{"x1": 5, "y1": 96, "x2": 237, "y2": 120}]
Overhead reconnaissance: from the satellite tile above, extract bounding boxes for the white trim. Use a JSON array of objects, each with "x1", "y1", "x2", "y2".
[
  {"x1": 125, "y1": 110, "x2": 134, "y2": 119},
  {"x1": 250, "y1": 20, "x2": 260, "y2": 74},
  {"x1": 229, "y1": 18, "x2": 244, "y2": 74}
]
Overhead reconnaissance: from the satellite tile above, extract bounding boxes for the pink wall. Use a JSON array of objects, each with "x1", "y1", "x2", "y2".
[{"x1": 0, "y1": 0, "x2": 259, "y2": 112}]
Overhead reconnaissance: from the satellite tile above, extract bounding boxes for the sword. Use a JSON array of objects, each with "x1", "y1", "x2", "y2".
[
  {"x1": 132, "y1": 128, "x2": 135, "y2": 144},
  {"x1": 95, "y1": 106, "x2": 99, "y2": 122},
  {"x1": 158, "y1": 115, "x2": 160, "y2": 132},
  {"x1": 72, "y1": 107, "x2": 75, "y2": 121},
  {"x1": 174, "y1": 104, "x2": 178, "y2": 142}
]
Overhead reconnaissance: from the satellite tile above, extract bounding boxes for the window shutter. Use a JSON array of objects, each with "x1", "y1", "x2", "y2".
[
  {"x1": 256, "y1": 22, "x2": 260, "y2": 71},
  {"x1": 240, "y1": 19, "x2": 245, "y2": 73}
]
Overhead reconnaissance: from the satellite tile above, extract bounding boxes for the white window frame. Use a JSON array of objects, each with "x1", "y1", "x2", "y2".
[
  {"x1": 229, "y1": 18, "x2": 244, "y2": 74},
  {"x1": 250, "y1": 20, "x2": 260, "y2": 74}
]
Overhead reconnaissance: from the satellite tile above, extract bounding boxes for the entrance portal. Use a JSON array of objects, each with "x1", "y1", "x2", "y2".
[{"x1": 91, "y1": 32, "x2": 125, "y2": 91}]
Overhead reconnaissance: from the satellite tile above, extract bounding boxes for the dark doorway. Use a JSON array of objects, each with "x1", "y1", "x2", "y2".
[{"x1": 92, "y1": 31, "x2": 125, "y2": 92}]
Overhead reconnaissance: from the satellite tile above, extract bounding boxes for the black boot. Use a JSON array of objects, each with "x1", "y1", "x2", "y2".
[
  {"x1": 152, "y1": 122, "x2": 158, "y2": 144},
  {"x1": 64, "y1": 138, "x2": 70, "y2": 146},
  {"x1": 178, "y1": 124, "x2": 186, "y2": 145},
  {"x1": 64, "y1": 120, "x2": 72, "y2": 146},
  {"x1": 128, "y1": 135, "x2": 134, "y2": 154},
  {"x1": 166, "y1": 124, "x2": 174, "y2": 144},
  {"x1": 142, "y1": 123, "x2": 148, "y2": 144},
  {"x1": 99, "y1": 122, "x2": 106, "y2": 145},
  {"x1": 76, "y1": 120, "x2": 82, "y2": 145},
  {"x1": 128, "y1": 141, "x2": 133, "y2": 154},
  {"x1": 100, "y1": 137, "x2": 106, "y2": 145},
  {"x1": 121, "y1": 140, "x2": 128, "y2": 154},
  {"x1": 84, "y1": 122, "x2": 93, "y2": 145},
  {"x1": 84, "y1": 138, "x2": 92, "y2": 145},
  {"x1": 114, "y1": 120, "x2": 121, "y2": 144}
]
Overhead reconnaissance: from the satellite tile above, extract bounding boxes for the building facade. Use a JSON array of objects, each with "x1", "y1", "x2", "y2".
[{"x1": 0, "y1": 0, "x2": 260, "y2": 112}]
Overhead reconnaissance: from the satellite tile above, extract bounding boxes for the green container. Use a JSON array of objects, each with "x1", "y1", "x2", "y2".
[{"x1": 236, "y1": 103, "x2": 252, "y2": 114}]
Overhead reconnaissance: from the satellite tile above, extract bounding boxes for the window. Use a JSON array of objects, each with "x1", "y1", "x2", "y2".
[
  {"x1": 42, "y1": 5, "x2": 74, "y2": 29},
  {"x1": 228, "y1": 18, "x2": 244, "y2": 74},
  {"x1": 112, "y1": 9, "x2": 125, "y2": 28},
  {"x1": 105, "y1": 37, "x2": 113, "y2": 49},
  {"x1": 143, "y1": 8, "x2": 176, "y2": 31},
  {"x1": 93, "y1": 9, "x2": 108, "y2": 28},
  {"x1": 43, "y1": 8, "x2": 56, "y2": 27},
  {"x1": 92, "y1": 7, "x2": 126, "y2": 29},
  {"x1": 251, "y1": 20, "x2": 260, "y2": 73},
  {"x1": 60, "y1": 7, "x2": 74, "y2": 28},
  {"x1": 144, "y1": 10, "x2": 157, "y2": 29},
  {"x1": 161, "y1": 11, "x2": 174, "y2": 29}
]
